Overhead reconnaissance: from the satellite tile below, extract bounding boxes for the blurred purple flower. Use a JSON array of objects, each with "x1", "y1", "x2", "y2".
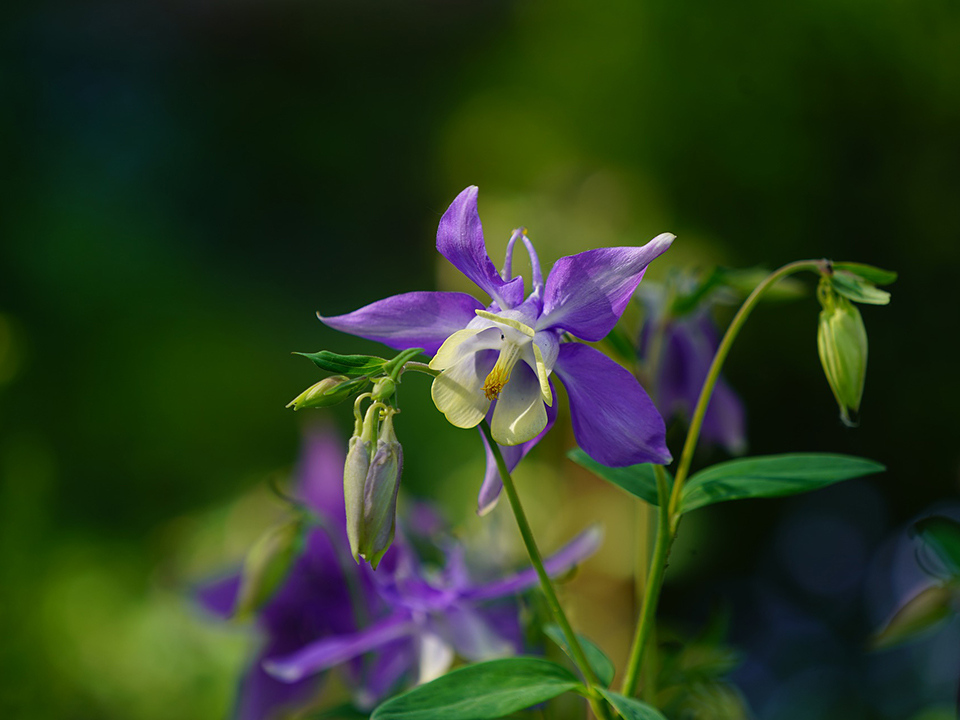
[
  {"x1": 639, "y1": 303, "x2": 746, "y2": 455},
  {"x1": 321, "y1": 186, "x2": 673, "y2": 513},
  {"x1": 197, "y1": 425, "x2": 602, "y2": 718}
]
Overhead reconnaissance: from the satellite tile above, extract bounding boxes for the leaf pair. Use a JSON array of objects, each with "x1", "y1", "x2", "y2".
[
  {"x1": 370, "y1": 657, "x2": 665, "y2": 720},
  {"x1": 570, "y1": 450, "x2": 884, "y2": 514}
]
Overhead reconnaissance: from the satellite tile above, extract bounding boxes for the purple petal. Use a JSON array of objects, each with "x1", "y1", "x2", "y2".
[
  {"x1": 195, "y1": 573, "x2": 241, "y2": 619},
  {"x1": 235, "y1": 652, "x2": 322, "y2": 720},
  {"x1": 319, "y1": 291, "x2": 484, "y2": 356},
  {"x1": 296, "y1": 423, "x2": 347, "y2": 523},
  {"x1": 463, "y1": 524, "x2": 603, "y2": 601},
  {"x1": 262, "y1": 613, "x2": 417, "y2": 683},
  {"x1": 355, "y1": 638, "x2": 416, "y2": 710},
  {"x1": 537, "y1": 234, "x2": 675, "y2": 341},
  {"x1": 553, "y1": 343, "x2": 671, "y2": 466},
  {"x1": 437, "y1": 187, "x2": 524, "y2": 309},
  {"x1": 477, "y1": 381, "x2": 558, "y2": 515}
]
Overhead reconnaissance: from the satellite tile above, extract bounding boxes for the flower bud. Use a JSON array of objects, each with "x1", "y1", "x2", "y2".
[
  {"x1": 817, "y1": 280, "x2": 868, "y2": 427},
  {"x1": 358, "y1": 410, "x2": 403, "y2": 569},
  {"x1": 371, "y1": 376, "x2": 396, "y2": 402},
  {"x1": 234, "y1": 516, "x2": 305, "y2": 620},
  {"x1": 343, "y1": 403, "x2": 379, "y2": 561},
  {"x1": 286, "y1": 375, "x2": 367, "y2": 410}
]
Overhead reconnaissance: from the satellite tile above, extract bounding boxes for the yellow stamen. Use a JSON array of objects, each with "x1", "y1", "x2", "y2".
[{"x1": 483, "y1": 341, "x2": 523, "y2": 400}]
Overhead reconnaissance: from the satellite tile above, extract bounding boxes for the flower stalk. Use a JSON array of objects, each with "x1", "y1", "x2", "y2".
[
  {"x1": 622, "y1": 259, "x2": 826, "y2": 700},
  {"x1": 479, "y1": 420, "x2": 612, "y2": 719}
]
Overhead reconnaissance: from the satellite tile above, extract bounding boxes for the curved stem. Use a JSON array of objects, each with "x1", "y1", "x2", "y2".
[
  {"x1": 621, "y1": 465, "x2": 671, "y2": 697},
  {"x1": 666, "y1": 259, "x2": 824, "y2": 521},
  {"x1": 479, "y1": 421, "x2": 610, "y2": 718}
]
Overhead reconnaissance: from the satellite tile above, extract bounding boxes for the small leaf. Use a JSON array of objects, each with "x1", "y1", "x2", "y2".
[
  {"x1": 829, "y1": 272, "x2": 891, "y2": 305},
  {"x1": 596, "y1": 689, "x2": 668, "y2": 720},
  {"x1": 913, "y1": 516, "x2": 960, "y2": 577},
  {"x1": 568, "y1": 449, "x2": 670, "y2": 506},
  {"x1": 234, "y1": 517, "x2": 305, "y2": 619},
  {"x1": 872, "y1": 584, "x2": 955, "y2": 650},
  {"x1": 294, "y1": 350, "x2": 387, "y2": 376},
  {"x1": 543, "y1": 623, "x2": 616, "y2": 687},
  {"x1": 370, "y1": 657, "x2": 582, "y2": 720},
  {"x1": 680, "y1": 453, "x2": 885, "y2": 513},
  {"x1": 832, "y1": 262, "x2": 898, "y2": 286}
]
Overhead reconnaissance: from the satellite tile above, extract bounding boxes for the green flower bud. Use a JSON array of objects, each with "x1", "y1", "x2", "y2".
[
  {"x1": 234, "y1": 516, "x2": 305, "y2": 620},
  {"x1": 358, "y1": 410, "x2": 403, "y2": 569},
  {"x1": 371, "y1": 376, "x2": 396, "y2": 402},
  {"x1": 817, "y1": 279, "x2": 868, "y2": 426},
  {"x1": 343, "y1": 404, "x2": 378, "y2": 562},
  {"x1": 286, "y1": 375, "x2": 367, "y2": 410}
]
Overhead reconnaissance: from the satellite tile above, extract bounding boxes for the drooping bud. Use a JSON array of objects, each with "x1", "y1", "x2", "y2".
[
  {"x1": 233, "y1": 516, "x2": 306, "y2": 620},
  {"x1": 358, "y1": 409, "x2": 403, "y2": 569},
  {"x1": 286, "y1": 375, "x2": 368, "y2": 410},
  {"x1": 343, "y1": 403, "x2": 378, "y2": 562},
  {"x1": 817, "y1": 279, "x2": 868, "y2": 426}
]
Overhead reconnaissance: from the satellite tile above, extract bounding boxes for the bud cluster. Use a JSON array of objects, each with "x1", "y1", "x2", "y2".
[{"x1": 344, "y1": 398, "x2": 403, "y2": 568}]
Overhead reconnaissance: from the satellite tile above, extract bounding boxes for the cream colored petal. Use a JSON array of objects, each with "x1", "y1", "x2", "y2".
[
  {"x1": 431, "y1": 355, "x2": 492, "y2": 428},
  {"x1": 532, "y1": 343, "x2": 553, "y2": 406},
  {"x1": 491, "y1": 364, "x2": 547, "y2": 445},
  {"x1": 429, "y1": 327, "x2": 501, "y2": 371}
]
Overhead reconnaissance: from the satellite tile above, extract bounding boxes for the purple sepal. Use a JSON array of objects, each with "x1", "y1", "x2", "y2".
[
  {"x1": 654, "y1": 314, "x2": 746, "y2": 455},
  {"x1": 553, "y1": 342, "x2": 671, "y2": 466},
  {"x1": 537, "y1": 234, "x2": 675, "y2": 341},
  {"x1": 263, "y1": 613, "x2": 416, "y2": 684},
  {"x1": 477, "y1": 381, "x2": 558, "y2": 515},
  {"x1": 234, "y1": 649, "x2": 322, "y2": 720},
  {"x1": 463, "y1": 524, "x2": 603, "y2": 601},
  {"x1": 436, "y1": 186, "x2": 524, "y2": 309},
  {"x1": 319, "y1": 291, "x2": 484, "y2": 356}
]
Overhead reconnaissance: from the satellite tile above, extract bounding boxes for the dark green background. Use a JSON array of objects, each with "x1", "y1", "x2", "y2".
[{"x1": 2, "y1": 0, "x2": 958, "y2": 717}]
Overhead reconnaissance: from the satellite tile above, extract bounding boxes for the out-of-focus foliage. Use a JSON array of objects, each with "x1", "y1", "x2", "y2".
[{"x1": 3, "y1": 0, "x2": 960, "y2": 717}]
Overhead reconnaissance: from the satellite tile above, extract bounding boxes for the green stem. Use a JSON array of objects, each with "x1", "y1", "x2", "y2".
[
  {"x1": 666, "y1": 259, "x2": 824, "y2": 521},
  {"x1": 621, "y1": 260, "x2": 826, "y2": 700},
  {"x1": 621, "y1": 464, "x2": 671, "y2": 697},
  {"x1": 479, "y1": 421, "x2": 610, "y2": 719}
]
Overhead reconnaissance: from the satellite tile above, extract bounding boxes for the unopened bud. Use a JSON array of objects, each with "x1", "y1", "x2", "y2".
[
  {"x1": 358, "y1": 410, "x2": 403, "y2": 569},
  {"x1": 286, "y1": 375, "x2": 367, "y2": 410},
  {"x1": 234, "y1": 516, "x2": 305, "y2": 620},
  {"x1": 817, "y1": 280, "x2": 868, "y2": 426},
  {"x1": 372, "y1": 377, "x2": 396, "y2": 402}
]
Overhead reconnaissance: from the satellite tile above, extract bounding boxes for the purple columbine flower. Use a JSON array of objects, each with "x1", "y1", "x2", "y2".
[
  {"x1": 197, "y1": 425, "x2": 602, "y2": 717},
  {"x1": 262, "y1": 523, "x2": 604, "y2": 707},
  {"x1": 321, "y1": 186, "x2": 674, "y2": 513},
  {"x1": 639, "y1": 298, "x2": 746, "y2": 455}
]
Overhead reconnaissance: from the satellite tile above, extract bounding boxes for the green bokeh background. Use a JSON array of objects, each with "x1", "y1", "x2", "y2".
[{"x1": 2, "y1": 0, "x2": 959, "y2": 717}]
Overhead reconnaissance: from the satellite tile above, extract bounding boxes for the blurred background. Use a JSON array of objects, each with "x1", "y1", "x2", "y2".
[{"x1": 3, "y1": 0, "x2": 960, "y2": 717}]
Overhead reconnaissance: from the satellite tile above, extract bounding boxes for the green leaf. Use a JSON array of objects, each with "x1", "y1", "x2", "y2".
[
  {"x1": 370, "y1": 657, "x2": 583, "y2": 720},
  {"x1": 596, "y1": 689, "x2": 668, "y2": 720},
  {"x1": 832, "y1": 262, "x2": 898, "y2": 286},
  {"x1": 872, "y1": 584, "x2": 955, "y2": 650},
  {"x1": 829, "y1": 272, "x2": 891, "y2": 305},
  {"x1": 294, "y1": 350, "x2": 387, "y2": 376},
  {"x1": 680, "y1": 453, "x2": 885, "y2": 513},
  {"x1": 913, "y1": 516, "x2": 960, "y2": 576},
  {"x1": 568, "y1": 449, "x2": 670, "y2": 506},
  {"x1": 543, "y1": 623, "x2": 616, "y2": 687}
]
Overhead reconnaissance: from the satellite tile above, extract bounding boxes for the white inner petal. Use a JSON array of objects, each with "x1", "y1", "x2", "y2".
[
  {"x1": 491, "y1": 363, "x2": 548, "y2": 446},
  {"x1": 431, "y1": 352, "x2": 494, "y2": 429},
  {"x1": 429, "y1": 327, "x2": 501, "y2": 371}
]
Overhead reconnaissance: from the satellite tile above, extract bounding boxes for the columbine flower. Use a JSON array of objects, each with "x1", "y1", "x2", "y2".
[
  {"x1": 321, "y1": 186, "x2": 673, "y2": 513},
  {"x1": 197, "y1": 425, "x2": 601, "y2": 718},
  {"x1": 638, "y1": 290, "x2": 746, "y2": 455},
  {"x1": 262, "y1": 521, "x2": 604, "y2": 705}
]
